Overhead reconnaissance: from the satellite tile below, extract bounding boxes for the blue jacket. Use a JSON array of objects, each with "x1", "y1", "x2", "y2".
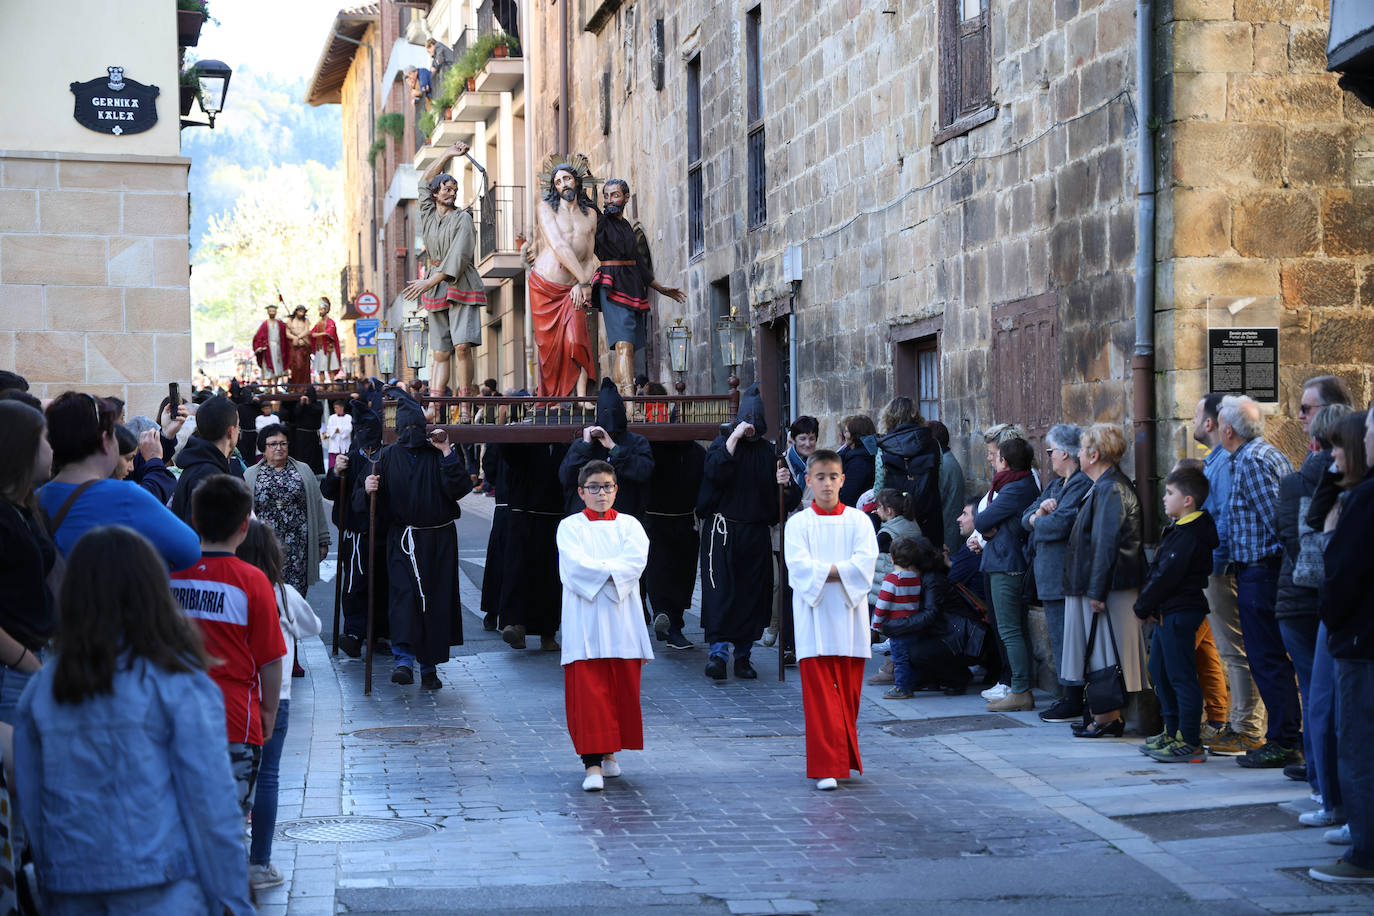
[
  {"x1": 1021, "y1": 470, "x2": 1093, "y2": 601},
  {"x1": 14, "y1": 658, "x2": 254, "y2": 913},
  {"x1": 974, "y1": 475, "x2": 1040, "y2": 573}
]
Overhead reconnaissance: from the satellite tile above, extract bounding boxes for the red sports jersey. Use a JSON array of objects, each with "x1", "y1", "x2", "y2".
[{"x1": 171, "y1": 553, "x2": 286, "y2": 745}]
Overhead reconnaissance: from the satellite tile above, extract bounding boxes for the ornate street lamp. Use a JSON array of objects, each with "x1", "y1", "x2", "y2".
[
  {"x1": 193, "y1": 59, "x2": 232, "y2": 128},
  {"x1": 376, "y1": 326, "x2": 397, "y2": 379},
  {"x1": 715, "y1": 305, "x2": 748, "y2": 395},
  {"x1": 666, "y1": 318, "x2": 691, "y2": 396},
  {"x1": 400, "y1": 313, "x2": 429, "y2": 372}
]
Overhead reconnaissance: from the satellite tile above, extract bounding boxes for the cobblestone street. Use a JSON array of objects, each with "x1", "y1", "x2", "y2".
[{"x1": 254, "y1": 496, "x2": 1373, "y2": 914}]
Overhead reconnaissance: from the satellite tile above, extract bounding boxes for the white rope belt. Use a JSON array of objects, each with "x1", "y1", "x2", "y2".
[
  {"x1": 707, "y1": 513, "x2": 729, "y2": 590},
  {"x1": 343, "y1": 532, "x2": 364, "y2": 593},
  {"x1": 399, "y1": 521, "x2": 454, "y2": 616}
]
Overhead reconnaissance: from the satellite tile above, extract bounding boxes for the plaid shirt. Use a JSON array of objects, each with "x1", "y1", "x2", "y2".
[{"x1": 1226, "y1": 437, "x2": 1292, "y2": 564}]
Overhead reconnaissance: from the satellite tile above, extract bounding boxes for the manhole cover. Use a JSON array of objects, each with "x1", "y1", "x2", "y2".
[
  {"x1": 352, "y1": 725, "x2": 473, "y2": 743},
  {"x1": 1112, "y1": 804, "x2": 1297, "y2": 841},
  {"x1": 276, "y1": 816, "x2": 438, "y2": 844},
  {"x1": 882, "y1": 714, "x2": 1031, "y2": 738},
  {"x1": 1277, "y1": 866, "x2": 1374, "y2": 896}
]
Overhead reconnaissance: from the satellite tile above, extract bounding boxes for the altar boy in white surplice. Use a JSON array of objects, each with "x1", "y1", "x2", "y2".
[
  {"x1": 783, "y1": 449, "x2": 880, "y2": 791},
  {"x1": 556, "y1": 459, "x2": 654, "y2": 793}
]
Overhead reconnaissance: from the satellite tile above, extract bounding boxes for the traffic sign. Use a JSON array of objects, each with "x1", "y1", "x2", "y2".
[
  {"x1": 355, "y1": 318, "x2": 380, "y2": 355},
  {"x1": 354, "y1": 291, "x2": 381, "y2": 317}
]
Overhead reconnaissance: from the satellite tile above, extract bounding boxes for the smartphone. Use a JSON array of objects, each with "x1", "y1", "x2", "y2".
[{"x1": 168, "y1": 381, "x2": 181, "y2": 408}]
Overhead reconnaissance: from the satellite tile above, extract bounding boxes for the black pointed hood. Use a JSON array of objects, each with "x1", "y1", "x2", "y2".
[
  {"x1": 388, "y1": 385, "x2": 429, "y2": 448},
  {"x1": 595, "y1": 377, "x2": 627, "y2": 437},
  {"x1": 736, "y1": 381, "x2": 767, "y2": 437},
  {"x1": 351, "y1": 380, "x2": 385, "y2": 455}
]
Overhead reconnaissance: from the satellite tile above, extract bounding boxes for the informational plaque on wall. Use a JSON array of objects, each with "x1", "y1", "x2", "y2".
[{"x1": 1208, "y1": 327, "x2": 1279, "y2": 403}]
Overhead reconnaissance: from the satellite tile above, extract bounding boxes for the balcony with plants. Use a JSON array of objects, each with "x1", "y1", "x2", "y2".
[{"x1": 413, "y1": 30, "x2": 521, "y2": 171}]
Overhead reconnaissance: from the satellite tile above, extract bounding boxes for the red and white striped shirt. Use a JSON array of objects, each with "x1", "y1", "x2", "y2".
[{"x1": 873, "y1": 569, "x2": 922, "y2": 630}]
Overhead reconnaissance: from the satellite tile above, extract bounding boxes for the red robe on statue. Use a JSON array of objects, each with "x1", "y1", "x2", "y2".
[
  {"x1": 529, "y1": 269, "x2": 593, "y2": 398},
  {"x1": 252, "y1": 318, "x2": 288, "y2": 377}
]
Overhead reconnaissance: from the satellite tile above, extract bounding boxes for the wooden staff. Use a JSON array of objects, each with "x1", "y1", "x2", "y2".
[
  {"x1": 364, "y1": 455, "x2": 380, "y2": 696},
  {"x1": 331, "y1": 461, "x2": 348, "y2": 655},
  {"x1": 776, "y1": 442, "x2": 791, "y2": 683}
]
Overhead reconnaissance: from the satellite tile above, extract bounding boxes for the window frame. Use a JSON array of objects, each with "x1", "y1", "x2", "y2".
[
  {"x1": 935, "y1": 0, "x2": 996, "y2": 146},
  {"x1": 890, "y1": 318, "x2": 943, "y2": 422},
  {"x1": 746, "y1": 5, "x2": 766, "y2": 229},
  {"x1": 686, "y1": 54, "x2": 705, "y2": 260}
]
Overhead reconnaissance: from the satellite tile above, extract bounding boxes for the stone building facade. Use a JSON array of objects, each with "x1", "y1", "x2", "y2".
[
  {"x1": 1156, "y1": 0, "x2": 1374, "y2": 461},
  {"x1": 0, "y1": 0, "x2": 192, "y2": 417},
  {"x1": 528, "y1": 0, "x2": 1373, "y2": 492}
]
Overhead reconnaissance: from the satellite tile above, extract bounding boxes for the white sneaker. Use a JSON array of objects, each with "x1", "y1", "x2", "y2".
[
  {"x1": 761, "y1": 626, "x2": 778, "y2": 647},
  {"x1": 815, "y1": 777, "x2": 838, "y2": 791},
  {"x1": 248, "y1": 863, "x2": 284, "y2": 890},
  {"x1": 1325, "y1": 823, "x2": 1351, "y2": 845},
  {"x1": 981, "y1": 683, "x2": 1011, "y2": 701},
  {"x1": 601, "y1": 758, "x2": 621, "y2": 778},
  {"x1": 872, "y1": 639, "x2": 890, "y2": 654},
  {"x1": 1299, "y1": 809, "x2": 1344, "y2": 828},
  {"x1": 1311, "y1": 792, "x2": 1324, "y2": 805},
  {"x1": 582, "y1": 772, "x2": 604, "y2": 792}
]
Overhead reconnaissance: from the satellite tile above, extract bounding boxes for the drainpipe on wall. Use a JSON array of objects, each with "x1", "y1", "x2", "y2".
[
  {"x1": 1133, "y1": 0, "x2": 1159, "y2": 541},
  {"x1": 558, "y1": 0, "x2": 570, "y2": 155}
]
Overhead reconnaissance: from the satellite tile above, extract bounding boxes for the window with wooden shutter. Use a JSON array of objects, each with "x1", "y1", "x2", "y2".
[
  {"x1": 936, "y1": 0, "x2": 996, "y2": 145},
  {"x1": 989, "y1": 292, "x2": 1061, "y2": 448}
]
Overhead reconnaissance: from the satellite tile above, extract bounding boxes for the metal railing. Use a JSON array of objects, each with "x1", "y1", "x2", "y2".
[
  {"x1": 339, "y1": 265, "x2": 363, "y2": 309},
  {"x1": 478, "y1": 185, "x2": 527, "y2": 262}
]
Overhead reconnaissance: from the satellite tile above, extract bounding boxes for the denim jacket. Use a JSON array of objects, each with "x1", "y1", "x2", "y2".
[{"x1": 14, "y1": 658, "x2": 254, "y2": 913}]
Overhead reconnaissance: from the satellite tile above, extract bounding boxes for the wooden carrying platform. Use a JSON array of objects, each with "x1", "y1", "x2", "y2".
[{"x1": 398, "y1": 393, "x2": 735, "y2": 444}]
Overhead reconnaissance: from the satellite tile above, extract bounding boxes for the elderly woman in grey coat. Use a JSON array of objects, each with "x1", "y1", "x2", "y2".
[
  {"x1": 1061, "y1": 423, "x2": 1147, "y2": 738},
  {"x1": 1023, "y1": 424, "x2": 1094, "y2": 724}
]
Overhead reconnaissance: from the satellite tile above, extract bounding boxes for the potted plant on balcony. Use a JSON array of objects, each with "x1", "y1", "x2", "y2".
[
  {"x1": 177, "y1": 0, "x2": 210, "y2": 48},
  {"x1": 492, "y1": 33, "x2": 520, "y2": 58},
  {"x1": 179, "y1": 65, "x2": 202, "y2": 117}
]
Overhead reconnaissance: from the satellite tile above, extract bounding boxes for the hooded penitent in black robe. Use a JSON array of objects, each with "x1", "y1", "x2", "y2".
[
  {"x1": 289, "y1": 386, "x2": 326, "y2": 475},
  {"x1": 697, "y1": 383, "x2": 802, "y2": 650},
  {"x1": 322, "y1": 381, "x2": 389, "y2": 641},
  {"x1": 231, "y1": 382, "x2": 260, "y2": 464},
  {"x1": 498, "y1": 441, "x2": 569, "y2": 638},
  {"x1": 558, "y1": 378, "x2": 654, "y2": 520},
  {"x1": 645, "y1": 438, "x2": 706, "y2": 631},
  {"x1": 479, "y1": 443, "x2": 507, "y2": 629},
  {"x1": 357, "y1": 388, "x2": 471, "y2": 666}
]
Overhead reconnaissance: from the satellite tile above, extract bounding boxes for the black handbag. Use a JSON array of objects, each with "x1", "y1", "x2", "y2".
[{"x1": 1083, "y1": 609, "x2": 1127, "y2": 714}]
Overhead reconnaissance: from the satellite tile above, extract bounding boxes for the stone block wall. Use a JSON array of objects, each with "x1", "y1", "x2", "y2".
[
  {"x1": 0, "y1": 151, "x2": 191, "y2": 418},
  {"x1": 1156, "y1": 0, "x2": 1374, "y2": 465},
  {"x1": 531, "y1": 0, "x2": 1144, "y2": 488}
]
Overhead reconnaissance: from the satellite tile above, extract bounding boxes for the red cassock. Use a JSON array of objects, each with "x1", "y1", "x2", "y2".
[
  {"x1": 529, "y1": 270, "x2": 593, "y2": 398},
  {"x1": 563, "y1": 658, "x2": 644, "y2": 756},
  {"x1": 799, "y1": 656, "x2": 865, "y2": 779},
  {"x1": 252, "y1": 319, "x2": 288, "y2": 376}
]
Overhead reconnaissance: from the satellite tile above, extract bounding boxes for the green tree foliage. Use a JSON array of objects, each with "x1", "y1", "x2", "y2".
[
  {"x1": 183, "y1": 67, "x2": 342, "y2": 254},
  {"x1": 185, "y1": 67, "x2": 344, "y2": 352},
  {"x1": 190, "y1": 163, "x2": 343, "y2": 351}
]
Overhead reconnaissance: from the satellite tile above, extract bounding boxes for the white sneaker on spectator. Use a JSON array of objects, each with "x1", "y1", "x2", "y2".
[
  {"x1": 872, "y1": 639, "x2": 890, "y2": 654},
  {"x1": 1326, "y1": 824, "x2": 1352, "y2": 845},
  {"x1": 1300, "y1": 809, "x2": 1344, "y2": 828},
  {"x1": 981, "y1": 683, "x2": 1011, "y2": 701},
  {"x1": 761, "y1": 626, "x2": 778, "y2": 647},
  {"x1": 248, "y1": 863, "x2": 284, "y2": 890}
]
